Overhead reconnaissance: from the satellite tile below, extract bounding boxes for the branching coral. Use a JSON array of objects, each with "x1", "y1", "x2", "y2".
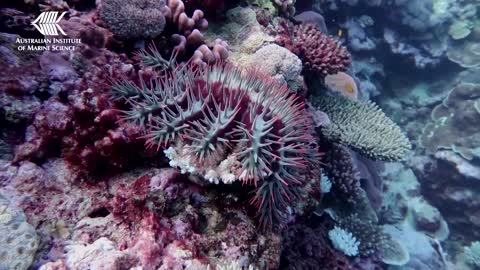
[
  {"x1": 328, "y1": 226, "x2": 360, "y2": 257},
  {"x1": 277, "y1": 23, "x2": 351, "y2": 77},
  {"x1": 313, "y1": 94, "x2": 411, "y2": 161},
  {"x1": 99, "y1": 0, "x2": 168, "y2": 38},
  {"x1": 280, "y1": 222, "x2": 356, "y2": 270},
  {"x1": 337, "y1": 214, "x2": 409, "y2": 266},
  {"x1": 322, "y1": 143, "x2": 363, "y2": 204},
  {"x1": 111, "y1": 47, "x2": 321, "y2": 229}
]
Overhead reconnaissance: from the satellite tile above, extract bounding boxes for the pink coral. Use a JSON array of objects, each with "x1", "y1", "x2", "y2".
[
  {"x1": 164, "y1": 0, "x2": 228, "y2": 65},
  {"x1": 277, "y1": 23, "x2": 351, "y2": 77}
]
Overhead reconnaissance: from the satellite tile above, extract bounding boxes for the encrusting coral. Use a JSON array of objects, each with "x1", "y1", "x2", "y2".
[
  {"x1": 277, "y1": 23, "x2": 351, "y2": 77},
  {"x1": 99, "y1": 0, "x2": 168, "y2": 39},
  {"x1": 112, "y1": 46, "x2": 321, "y2": 229},
  {"x1": 0, "y1": 193, "x2": 39, "y2": 270},
  {"x1": 419, "y1": 83, "x2": 480, "y2": 161},
  {"x1": 313, "y1": 94, "x2": 411, "y2": 161}
]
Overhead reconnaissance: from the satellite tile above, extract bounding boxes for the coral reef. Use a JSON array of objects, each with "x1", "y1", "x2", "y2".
[
  {"x1": 379, "y1": 163, "x2": 450, "y2": 269},
  {"x1": 2, "y1": 0, "x2": 477, "y2": 269},
  {"x1": 165, "y1": 0, "x2": 229, "y2": 65},
  {"x1": 0, "y1": 160, "x2": 282, "y2": 269},
  {"x1": 112, "y1": 47, "x2": 321, "y2": 228},
  {"x1": 244, "y1": 44, "x2": 304, "y2": 92},
  {"x1": 277, "y1": 23, "x2": 351, "y2": 77},
  {"x1": 0, "y1": 193, "x2": 39, "y2": 270},
  {"x1": 280, "y1": 221, "x2": 357, "y2": 270},
  {"x1": 313, "y1": 94, "x2": 411, "y2": 161},
  {"x1": 328, "y1": 226, "x2": 360, "y2": 257},
  {"x1": 322, "y1": 143, "x2": 363, "y2": 204},
  {"x1": 337, "y1": 214, "x2": 409, "y2": 265},
  {"x1": 205, "y1": 7, "x2": 274, "y2": 61},
  {"x1": 420, "y1": 83, "x2": 480, "y2": 161},
  {"x1": 272, "y1": 0, "x2": 296, "y2": 17},
  {"x1": 464, "y1": 241, "x2": 480, "y2": 268},
  {"x1": 99, "y1": 0, "x2": 168, "y2": 39},
  {"x1": 293, "y1": 11, "x2": 328, "y2": 33},
  {"x1": 447, "y1": 40, "x2": 480, "y2": 68}
]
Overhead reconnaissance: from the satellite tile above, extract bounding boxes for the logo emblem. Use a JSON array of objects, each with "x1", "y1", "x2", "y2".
[{"x1": 31, "y1": 11, "x2": 67, "y2": 36}]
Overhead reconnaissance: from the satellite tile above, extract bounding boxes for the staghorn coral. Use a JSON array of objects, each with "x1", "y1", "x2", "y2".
[
  {"x1": 313, "y1": 94, "x2": 411, "y2": 161},
  {"x1": 112, "y1": 47, "x2": 321, "y2": 229},
  {"x1": 99, "y1": 0, "x2": 167, "y2": 39},
  {"x1": 0, "y1": 193, "x2": 39, "y2": 270},
  {"x1": 277, "y1": 23, "x2": 351, "y2": 77}
]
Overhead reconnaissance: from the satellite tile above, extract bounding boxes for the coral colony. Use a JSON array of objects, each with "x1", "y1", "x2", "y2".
[{"x1": 1, "y1": 0, "x2": 479, "y2": 269}]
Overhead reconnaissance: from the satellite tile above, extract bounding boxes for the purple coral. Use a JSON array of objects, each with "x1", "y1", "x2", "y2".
[
  {"x1": 112, "y1": 47, "x2": 321, "y2": 229},
  {"x1": 278, "y1": 23, "x2": 351, "y2": 77}
]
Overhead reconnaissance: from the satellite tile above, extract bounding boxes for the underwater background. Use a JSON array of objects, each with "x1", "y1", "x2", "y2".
[{"x1": 0, "y1": 0, "x2": 479, "y2": 269}]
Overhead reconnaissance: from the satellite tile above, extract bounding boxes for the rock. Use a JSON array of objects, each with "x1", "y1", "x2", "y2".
[{"x1": 0, "y1": 192, "x2": 39, "y2": 270}]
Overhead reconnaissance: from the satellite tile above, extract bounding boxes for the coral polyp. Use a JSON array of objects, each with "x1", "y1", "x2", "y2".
[{"x1": 112, "y1": 48, "x2": 321, "y2": 228}]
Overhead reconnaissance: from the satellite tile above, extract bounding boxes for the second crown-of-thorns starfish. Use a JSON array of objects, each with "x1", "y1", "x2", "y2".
[{"x1": 112, "y1": 46, "x2": 322, "y2": 229}]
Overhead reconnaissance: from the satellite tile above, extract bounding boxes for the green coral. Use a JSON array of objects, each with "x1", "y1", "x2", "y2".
[{"x1": 313, "y1": 94, "x2": 411, "y2": 161}]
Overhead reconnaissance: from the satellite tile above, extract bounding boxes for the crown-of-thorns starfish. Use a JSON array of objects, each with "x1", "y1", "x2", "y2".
[{"x1": 112, "y1": 46, "x2": 321, "y2": 229}]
